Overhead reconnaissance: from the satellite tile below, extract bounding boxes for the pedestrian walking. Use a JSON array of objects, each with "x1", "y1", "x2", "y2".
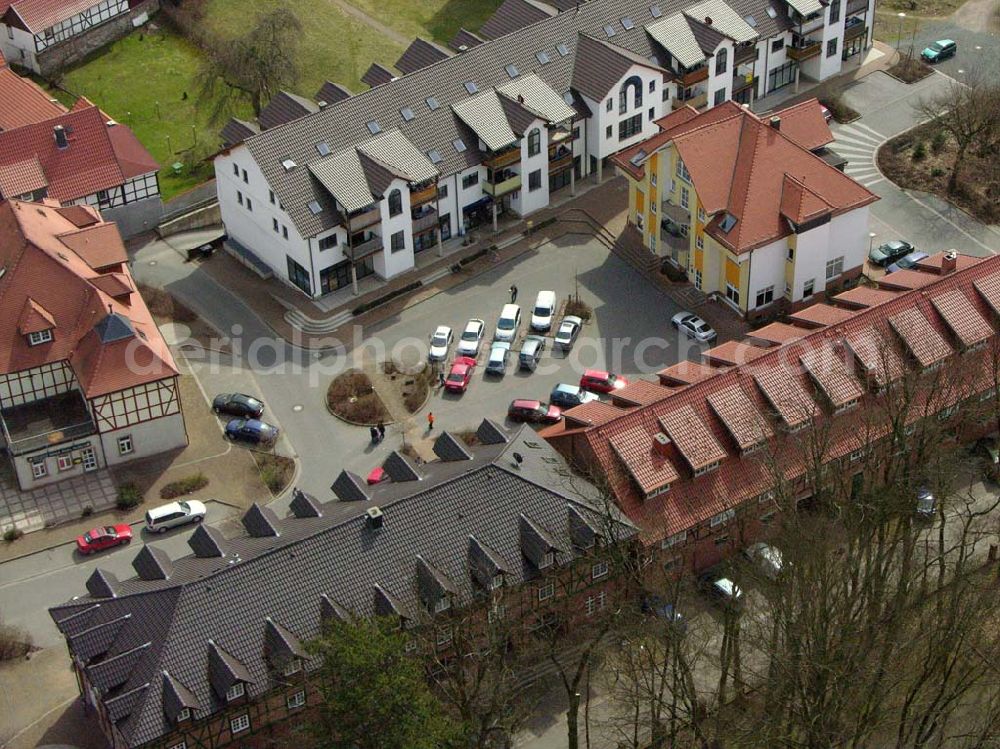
[
  {"x1": 377, "y1": 421, "x2": 385, "y2": 441},
  {"x1": 369, "y1": 426, "x2": 379, "y2": 444},
  {"x1": 427, "y1": 412, "x2": 435, "y2": 431},
  {"x1": 509, "y1": 284, "x2": 518, "y2": 303}
]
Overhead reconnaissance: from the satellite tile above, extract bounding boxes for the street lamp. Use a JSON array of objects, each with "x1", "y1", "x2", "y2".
[
  {"x1": 869, "y1": 232, "x2": 877, "y2": 254},
  {"x1": 896, "y1": 12, "x2": 906, "y2": 52}
]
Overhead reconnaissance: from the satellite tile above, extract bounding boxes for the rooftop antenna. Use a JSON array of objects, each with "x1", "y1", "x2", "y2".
[{"x1": 512, "y1": 452, "x2": 524, "y2": 468}]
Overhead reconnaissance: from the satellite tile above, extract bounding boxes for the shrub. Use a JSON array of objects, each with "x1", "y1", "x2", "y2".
[
  {"x1": 327, "y1": 370, "x2": 389, "y2": 424},
  {"x1": 565, "y1": 296, "x2": 593, "y2": 322},
  {"x1": 912, "y1": 142, "x2": 927, "y2": 161},
  {"x1": 81, "y1": 506, "x2": 93, "y2": 518},
  {"x1": 931, "y1": 130, "x2": 947, "y2": 154},
  {"x1": 117, "y1": 482, "x2": 142, "y2": 510},
  {"x1": 0, "y1": 619, "x2": 32, "y2": 660},
  {"x1": 931, "y1": 167, "x2": 945, "y2": 178},
  {"x1": 160, "y1": 472, "x2": 209, "y2": 499},
  {"x1": 3, "y1": 527, "x2": 23, "y2": 543},
  {"x1": 256, "y1": 454, "x2": 294, "y2": 494}
]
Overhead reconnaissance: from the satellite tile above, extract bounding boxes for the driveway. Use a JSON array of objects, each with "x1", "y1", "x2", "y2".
[
  {"x1": 897, "y1": 0, "x2": 1000, "y2": 83},
  {"x1": 830, "y1": 70, "x2": 1000, "y2": 257}
]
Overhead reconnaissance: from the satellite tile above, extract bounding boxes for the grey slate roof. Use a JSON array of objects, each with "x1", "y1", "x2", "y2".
[
  {"x1": 468, "y1": 534, "x2": 513, "y2": 587},
  {"x1": 263, "y1": 618, "x2": 308, "y2": 666},
  {"x1": 480, "y1": 0, "x2": 554, "y2": 39},
  {"x1": 258, "y1": 91, "x2": 319, "y2": 131},
  {"x1": 162, "y1": 671, "x2": 200, "y2": 722},
  {"x1": 453, "y1": 90, "x2": 520, "y2": 151},
  {"x1": 383, "y1": 450, "x2": 421, "y2": 481},
  {"x1": 315, "y1": 80, "x2": 353, "y2": 106},
  {"x1": 49, "y1": 423, "x2": 635, "y2": 749},
  {"x1": 451, "y1": 27, "x2": 486, "y2": 49},
  {"x1": 220, "y1": 118, "x2": 259, "y2": 148},
  {"x1": 396, "y1": 38, "x2": 453, "y2": 74},
  {"x1": 241, "y1": 503, "x2": 281, "y2": 538},
  {"x1": 477, "y1": 418, "x2": 509, "y2": 445},
  {"x1": 433, "y1": 431, "x2": 473, "y2": 461},
  {"x1": 188, "y1": 524, "x2": 227, "y2": 558},
  {"x1": 362, "y1": 62, "x2": 397, "y2": 88},
  {"x1": 688, "y1": 14, "x2": 732, "y2": 52},
  {"x1": 570, "y1": 34, "x2": 666, "y2": 101},
  {"x1": 69, "y1": 614, "x2": 131, "y2": 662},
  {"x1": 132, "y1": 545, "x2": 173, "y2": 581},
  {"x1": 331, "y1": 469, "x2": 369, "y2": 501},
  {"x1": 415, "y1": 555, "x2": 460, "y2": 610},
  {"x1": 86, "y1": 568, "x2": 119, "y2": 598},
  {"x1": 94, "y1": 313, "x2": 134, "y2": 344},
  {"x1": 519, "y1": 513, "x2": 564, "y2": 567},
  {"x1": 289, "y1": 487, "x2": 323, "y2": 518}
]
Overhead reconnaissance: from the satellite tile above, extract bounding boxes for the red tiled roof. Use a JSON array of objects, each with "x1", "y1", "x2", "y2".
[
  {"x1": 657, "y1": 360, "x2": 719, "y2": 386},
  {"x1": 0, "y1": 63, "x2": 66, "y2": 131},
  {"x1": 659, "y1": 405, "x2": 727, "y2": 471},
  {"x1": 90, "y1": 271, "x2": 133, "y2": 298},
  {"x1": 878, "y1": 269, "x2": 941, "y2": 291},
  {"x1": 706, "y1": 384, "x2": 773, "y2": 451},
  {"x1": 56, "y1": 222, "x2": 127, "y2": 268},
  {"x1": 611, "y1": 378, "x2": 673, "y2": 406},
  {"x1": 0, "y1": 156, "x2": 46, "y2": 197},
  {"x1": 833, "y1": 285, "x2": 900, "y2": 309},
  {"x1": 0, "y1": 105, "x2": 157, "y2": 203},
  {"x1": 563, "y1": 400, "x2": 630, "y2": 428},
  {"x1": 930, "y1": 288, "x2": 993, "y2": 349},
  {"x1": 916, "y1": 250, "x2": 980, "y2": 274},
  {"x1": 2, "y1": 0, "x2": 106, "y2": 32},
  {"x1": 769, "y1": 98, "x2": 834, "y2": 151},
  {"x1": 16, "y1": 296, "x2": 55, "y2": 334},
  {"x1": 702, "y1": 340, "x2": 767, "y2": 366},
  {"x1": 0, "y1": 200, "x2": 176, "y2": 397},
  {"x1": 749, "y1": 321, "x2": 807, "y2": 345},
  {"x1": 889, "y1": 307, "x2": 952, "y2": 368},
  {"x1": 789, "y1": 303, "x2": 857, "y2": 328},
  {"x1": 549, "y1": 253, "x2": 1000, "y2": 546},
  {"x1": 800, "y1": 344, "x2": 864, "y2": 409},
  {"x1": 779, "y1": 173, "x2": 833, "y2": 224}
]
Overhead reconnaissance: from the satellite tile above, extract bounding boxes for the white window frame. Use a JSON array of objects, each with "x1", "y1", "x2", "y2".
[
  {"x1": 694, "y1": 460, "x2": 721, "y2": 477},
  {"x1": 175, "y1": 709, "x2": 190, "y2": 723},
  {"x1": 696, "y1": 234, "x2": 704, "y2": 250},
  {"x1": 755, "y1": 285, "x2": 775, "y2": 308},
  {"x1": 803, "y1": 278, "x2": 815, "y2": 297},
  {"x1": 490, "y1": 574, "x2": 504, "y2": 590},
  {"x1": 826, "y1": 255, "x2": 844, "y2": 280},
  {"x1": 680, "y1": 186, "x2": 690, "y2": 208},
  {"x1": 709, "y1": 508, "x2": 736, "y2": 527},
  {"x1": 169, "y1": 742, "x2": 187, "y2": 749},
  {"x1": 230, "y1": 713, "x2": 250, "y2": 734},
  {"x1": 31, "y1": 460, "x2": 47, "y2": 479},
  {"x1": 117, "y1": 434, "x2": 134, "y2": 455},
  {"x1": 286, "y1": 690, "x2": 306, "y2": 709},
  {"x1": 598, "y1": 591, "x2": 607, "y2": 610},
  {"x1": 585, "y1": 596, "x2": 596, "y2": 616},
  {"x1": 57, "y1": 454, "x2": 74, "y2": 471},
  {"x1": 676, "y1": 159, "x2": 691, "y2": 183},
  {"x1": 538, "y1": 581, "x2": 555, "y2": 601},
  {"x1": 282, "y1": 659, "x2": 301, "y2": 676},
  {"x1": 226, "y1": 682, "x2": 245, "y2": 701},
  {"x1": 539, "y1": 550, "x2": 555, "y2": 569},
  {"x1": 592, "y1": 560, "x2": 609, "y2": 579},
  {"x1": 726, "y1": 283, "x2": 740, "y2": 306},
  {"x1": 661, "y1": 530, "x2": 687, "y2": 548},
  {"x1": 433, "y1": 597, "x2": 451, "y2": 613},
  {"x1": 28, "y1": 329, "x2": 53, "y2": 345}
]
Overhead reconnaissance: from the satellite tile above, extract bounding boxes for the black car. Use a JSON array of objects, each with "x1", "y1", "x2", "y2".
[
  {"x1": 869, "y1": 240, "x2": 914, "y2": 267},
  {"x1": 225, "y1": 418, "x2": 279, "y2": 445},
  {"x1": 213, "y1": 393, "x2": 264, "y2": 418}
]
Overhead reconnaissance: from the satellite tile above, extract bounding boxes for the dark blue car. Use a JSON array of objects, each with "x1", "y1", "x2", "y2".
[{"x1": 225, "y1": 418, "x2": 279, "y2": 446}]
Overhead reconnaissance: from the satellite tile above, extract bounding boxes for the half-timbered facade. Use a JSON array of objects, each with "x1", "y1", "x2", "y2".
[
  {"x1": 0, "y1": 198, "x2": 186, "y2": 491},
  {"x1": 50, "y1": 423, "x2": 636, "y2": 749}
]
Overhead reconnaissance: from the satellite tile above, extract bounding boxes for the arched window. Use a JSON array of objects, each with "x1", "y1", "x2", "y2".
[
  {"x1": 715, "y1": 48, "x2": 728, "y2": 76},
  {"x1": 618, "y1": 75, "x2": 643, "y2": 114},
  {"x1": 527, "y1": 128, "x2": 541, "y2": 157},
  {"x1": 388, "y1": 189, "x2": 402, "y2": 217}
]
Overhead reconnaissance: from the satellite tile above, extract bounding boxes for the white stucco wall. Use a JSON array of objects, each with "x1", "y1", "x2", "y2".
[
  {"x1": 511, "y1": 118, "x2": 550, "y2": 217},
  {"x1": 376, "y1": 177, "x2": 415, "y2": 279},
  {"x1": 456, "y1": 164, "x2": 486, "y2": 233},
  {"x1": 13, "y1": 436, "x2": 102, "y2": 491},
  {"x1": 99, "y1": 411, "x2": 188, "y2": 467},
  {"x1": 746, "y1": 237, "x2": 788, "y2": 311},
  {"x1": 0, "y1": 24, "x2": 39, "y2": 72},
  {"x1": 585, "y1": 64, "x2": 665, "y2": 161},
  {"x1": 829, "y1": 205, "x2": 870, "y2": 275},
  {"x1": 705, "y1": 39, "x2": 735, "y2": 109},
  {"x1": 790, "y1": 219, "x2": 832, "y2": 300}
]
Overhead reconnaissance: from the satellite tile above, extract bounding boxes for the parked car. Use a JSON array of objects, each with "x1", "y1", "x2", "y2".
[
  {"x1": 869, "y1": 239, "x2": 915, "y2": 267},
  {"x1": 554, "y1": 315, "x2": 583, "y2": 350},
  {"x1": 145, "y1": 500, "x2": 207, "y2": 534},
  {"x1": 819, "y1": 103, "x2": 833, "y2": 123},
  {"x1": 457, "y1": 318, "x2": 486, "y2": 356},
  {"x1": 886, "y1": 251, "x2": 930, "y2": 274},
  {"x1": 550, "y1": 383, "x2": 601, "y2": 409},
  {"x1": 225, "y1": 418, "x2": 279, "y2": 445},
  {"x1": 428, "y1": 325, "x2": 453, "y2": 361},
  {"x1": 530, "y1": 290, "x2": 557, "y2": 332},
  {"x1": 975, "y1": 436, "x2": 1000, "y2": 481},
  {"x1": 212, "y1": 393, "x2": 264, "y2": 418},
  {"x1": 921, "y1": 39, "x2": 957, "y2": 63},
  {"x1": 744, "y1": 542, "x2": 783, "y2": 578},
  {"x1": 494, "y1": 304, "x2": 521, "y2": 343},
  {"x1": 519, "y1": 335, "x2": 546, "y2": 371},
  {"x1": 702, "y1": 575, "x2": 744, "y2": 608},
  {"x1": 507, "y1": 399, "x2": 562, "y2": 424},
  {"x1": 640, "y1": 595, "x2": 688, "y2": 633},
  {"x1": 445, "y1": 356, "x2": 476, "y2": 393},
  {"x1": 580, "y1": 369, "x2": 628, "y2": 394},
  {"x1": 76, "y1": 524, "x2": 132, "y2": 554},
  {"x1": 671, "y1": 311, "x2": 717, "y2": 343},
  {"x1": 486, "y1": 342, "x2": 511, "y2": 376},
  {"x1": 916, "y1": 487, "x2": 936, "y2": 518}
]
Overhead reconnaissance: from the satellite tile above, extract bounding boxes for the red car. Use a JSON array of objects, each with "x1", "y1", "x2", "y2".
[
  {"x1": 508, "y1": 399, "x2": 562, "y2": 424},
  {"x1": 76, "y1": 524, "x2": 133, "y2": 555},
  {"x1": 580, "y1": 369, "x2": 628, "y2": 394},
  {"x1": 445, "y1": 356, "x2": 477, "y2": 393}
]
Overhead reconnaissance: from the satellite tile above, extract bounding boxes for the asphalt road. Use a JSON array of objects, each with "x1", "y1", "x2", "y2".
[{"x1": 898, "y1": 0, "x2": 1000, "y2": 82}]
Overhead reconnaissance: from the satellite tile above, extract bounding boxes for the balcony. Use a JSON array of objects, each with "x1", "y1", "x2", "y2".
[
  {"x1": 733, "y1": 74, "x2": 758, "y2": 94},
  {"x1": 672, "y1": 91, "x2": 708, "y2": 111},
  {"x1": 412, "y1": 207, "x2": 438, "y2": 234},
  {"x1": 793, "y1": 11, "x2": 825, "y2": 33},
  {"x1": 844, "y1": 21, "x2": 868, "y2": 41},
  {"x1": 787, "y1": 40, "x2": 822, "y2": 61},
  {"x1": 734, "y1": 44, "x2": 757, "y2": 65},
  {"x1": 548, "y1": 145, "x2": 573, "y2": 173},
  {"x1": 846, "y1": 0, "x2": 868, "y2": 15},
  {"x1": 678, "y1": 65, "x2": 709, "y2": 86},
  {"x1": 349, "y1": 205, "x2": 381, "y2": 230},
  {"x1": 0, "y1": 391, "x2": 96, "y2": 457},
  {"x1": 346, "y1": 233, "x2": 382, "y2": 261},
  {"x1": 483, "y1": 173, "x2": 521, "y2": 197},
  {"x1": 410, "y1": 182, "x2": 437, "y2": 207},
  {"x1": 483, "y1": 148, "x2": 521, "y2": 170}
]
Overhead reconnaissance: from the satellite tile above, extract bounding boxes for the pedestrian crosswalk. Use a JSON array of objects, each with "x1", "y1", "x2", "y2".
[{"x1": 831, "y1": 121, "x2": 887, "y2": 188}]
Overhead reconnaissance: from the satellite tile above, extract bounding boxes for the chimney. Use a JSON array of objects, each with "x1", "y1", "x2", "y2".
[
  {"x1": 938, "y1": 250, "x2": 958, "y2": 274},
  {"x1": 365, "y1": 506, "x2": 384, "y2": 530},
  {"x1": 652, "y1": 432, "x2": 672, "y2": 457},
  {"x1": 769, "y1": 116, "x2": 781, "y2": 130},
  {"x1": 317, "y1": 100, "x2": 328, "y2": 110},
  {"x1": 458, "y1": 44, "x2": 468, "y2": 52},
  {"x1": 53, "y1": 125, "x2": 68, "y2": 149},
  {"x1": 704, "y1": 15, "x2": 713, "y2": 24}
]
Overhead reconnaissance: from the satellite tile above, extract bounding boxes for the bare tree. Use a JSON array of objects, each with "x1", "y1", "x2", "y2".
[{"x1": 196, "y1": 4, "x2": 302, "y2": 120}]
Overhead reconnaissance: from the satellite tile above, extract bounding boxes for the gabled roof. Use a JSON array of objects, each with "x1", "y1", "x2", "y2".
[
  {"x1": 1, "y1": 0, "x2": 112, "y2": 32},
  {"x1": 0, "y1": 156, "x2": 46, "y2": 197},
  {"x1": 480, "y1": 0, "x2": 554, "y2": 39},
  {"x1": 258, "y1": 91, "x2": 319, "y2": 131},
  {"x1": 451, "y1": 27, "x2": 486, "y2": 49},
  {"x1": 220, "y1": 118, "x2": 260, "y2": 149},
  {"x1": 453, "y1": 90, "x2": 520, "y2": 151},
  {"x1": 315, "y1": 81, "x2": 353, "y2": 105},
  {"x1": 396, "y1": 38, "x2": 453, "y2": 74},
  {"x1": 769, "y1": 97, "x2": 834, "y2": 151},
  {"x1": 0, "y1": 58, "x2": 66, "y2": 131},
  {"x1": 571, "y1": 33, "x2": 667, "y2": 101},
  {"x1": 16, "y1": 296, "x2": 55, "y2": 334},
  {"x1": 362, "y1": 62, "x2": 397, "y2": 88}
]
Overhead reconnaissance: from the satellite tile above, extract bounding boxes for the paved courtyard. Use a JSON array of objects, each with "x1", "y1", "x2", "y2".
[{"x1": 0, "y1": 465, "x2": 117, "y2": 536}]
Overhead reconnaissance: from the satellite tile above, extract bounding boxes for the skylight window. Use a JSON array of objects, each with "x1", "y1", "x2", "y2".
[
  {"x1": 427, "y1": 150, "x2": 443, "y2": 164},
  {"x1": 629, "y1": 149, "x2": 647, "y2": 166},
  {"x1": 556, "y1": 42, "x2": 570, "y2": 56},
  {"x1": 650, "y1": 4, "x2": 662, "y2": 17},
  {"x1": 766, "y1": 6, "x2": 777, "y2": 18},
  {"x1": 505, "y1": 64, "x2": 519, "y2": 78},
  {"x1": 366, "y1": 120, "x2": 381, "y2": 134},
  {"x1": 744, "y1": 13, "x2": 757, "y2": 26},
  {"x1": 464, "y1": 81, "x2": 478, "y2": 94},
  {"x1": 307, "y1": 200, "x2": 322, "y2": 215},
  {"x1": 452, "y1": 139, "x2": 467, "y2": 152},
  {"x1": 400, "y1": 107, "x2": 415, "y2": 121},
  {"x1": 426, "y1": 96, "x2": 440, "y2": 110},
  {"x1": 315, "y1": 142, "x2": 331, "y2": 156},
  {"x1": 536, "y1": 50, "x2": 551, "y2": 64},
  {"x1": 621, "y1": 16, "x2": 635, "y2": 29},
  {"x1": 603, "y1": 24, "x2": 616, "y2": 37},
  {"x1": 720, "y1": 213, "x2": 738, "y2": 233},
  {"x1": 562, "y1": 90, "x2": 574, "y2": 105},
  {"x1": 281, "y1": 158, "x2": 296, "y2": 171}
]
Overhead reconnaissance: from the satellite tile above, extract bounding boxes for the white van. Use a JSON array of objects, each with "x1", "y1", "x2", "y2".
[
  {"x1": 494, "y1": 303, "x2": 521, "y2": 342},
  {"x1": 145, "y1": 500, "x2": 207, "y2": 533},
  {"x1": 530, "y1": 290, "x2": 556, "y2": 332}
]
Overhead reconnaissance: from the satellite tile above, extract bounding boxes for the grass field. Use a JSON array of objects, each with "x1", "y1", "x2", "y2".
[{"x1": 347, "y1": 0, "x2": 501, "y2": 45}]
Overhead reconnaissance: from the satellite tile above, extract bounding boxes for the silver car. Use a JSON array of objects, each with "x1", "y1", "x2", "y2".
[
  {"x1": 554, "y1": 315, "x2": 583, "y2": 350},
  {"x1": 145, "y1": 500, "x2": 207, "y2": 534},
  {"x1": 671, "y1": 311, "x2": 717, "y2": 343},
  {"x1": 519, "y1": 335, "x2": 545, "y2": 371},
  {"x1": 486, "y1": 342, "x2": 510, "y2": 375}
]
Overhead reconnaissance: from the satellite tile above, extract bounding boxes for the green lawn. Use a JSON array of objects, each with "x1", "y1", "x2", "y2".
[
  {"x1": 347, "y1": 0, "x2": 502, "y2": 45},
  {"x1": 59, "y1": 30, "x2": 239, "y2": 200}
]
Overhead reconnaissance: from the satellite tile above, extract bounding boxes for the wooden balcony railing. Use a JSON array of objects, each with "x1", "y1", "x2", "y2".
[
  {"x1": 548, "y1": 153, "x2": 573, "y2": 173},
  {"x1": 483, "y1": 174, "x2": 521, "y2": 197},
  {"x1": 734, "y1": 45, "x2": 757, "y2": 65},
  {"x1": 787, "y1": 41, "x2": 821, "y2": 61},
  {"x1": 410, "y1": 182, "x2": 437, "y2": 207},
  {"x1": 844, "y1": 22, "x2": 867, "y2": 41},
  {"x1": 678, "y1": 66, "x2": 709, "y2": 87},
  {"x1": 412, "y1": 208, "x2": 438, "y2": 234},
  {"x1": 350, "y1": 205, "x2": 381, "y2": 229},
  {"x1": 483, "y1": 148, "x2": 521, "y2": 169},
  {"x1": 671, "y1": 92, "x2": 708, "y2": 111},
  {"x1": 346, "y1": 234, "x2": 382, "y2": 261}
]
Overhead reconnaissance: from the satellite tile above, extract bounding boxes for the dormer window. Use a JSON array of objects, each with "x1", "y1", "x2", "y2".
[
  {"x1": 282, "y1": 659, "x2": 302, "y2": 677},
  {"x1": 28, "y1": 329, "x2": 52, "y2": 346},
  {"x1": 540, "y1": 550, "x2": 555, "y2": 569},
  {"x1": 176, "y1": 708, "x2": 191, "y2": 722},
  {"x1": 225, "y1": 682, "x2": 245, "y2": 701},
  {"x1": 489, "y1": 573, "x2": 504, "y2": 590},
  {"x1": 433, "y1": 597, "x2": 451, "y2": 614}
]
